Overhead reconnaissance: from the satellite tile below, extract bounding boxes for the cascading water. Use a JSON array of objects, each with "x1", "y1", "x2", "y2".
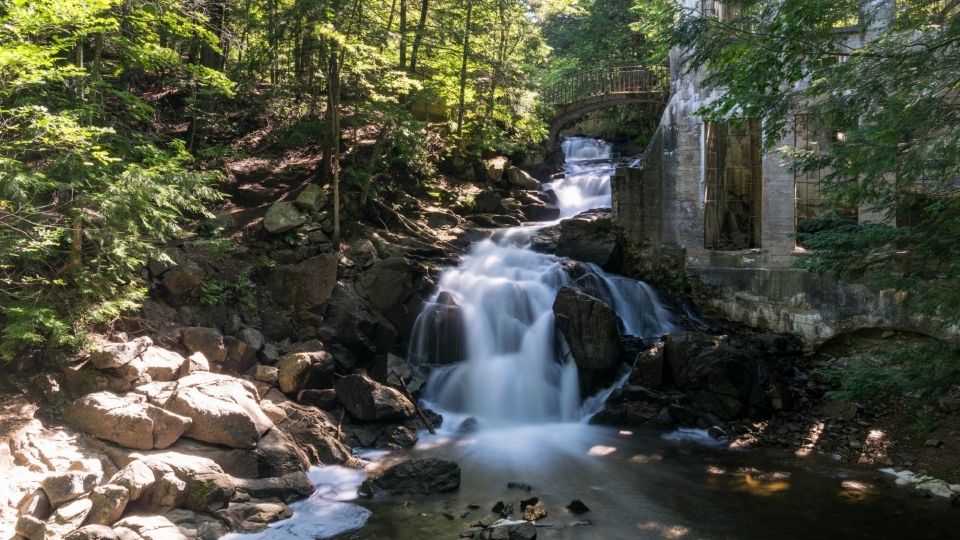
[{"x1": 409, "y1": 137, "x2": 674, "y2": 425}]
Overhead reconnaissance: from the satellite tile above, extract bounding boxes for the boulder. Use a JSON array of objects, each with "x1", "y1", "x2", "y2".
[
  {"x1": 179, "y1": 352, "x2": 209, "y2": 378},
  {"x1": 519, "y1": 201, "x2": 560, "y2": 222},
  {"x1": 161, "y1": 266, "x2": 203, "y2": 297},
  {"x1": 377, "y1": 426, "x2": 418, "y2": 448},
  {"x1": 263, "y1": 201, "x2": 305, "y2": 234},
  {"x1": 251, "y1": 428, "x2": 311, "y2": 478},
  {"x1": 16, "y1": 515, "x2": 45, "y2": 540},
  {"x1": 347, "y1": 239, "x2": 380, "y2": 268},
  {"x1": 321, "y1": 282, "x2": 399, "y2": 366},
  {"x1": 266, "y1": 253, "x2": 338, "y2": 312},
  {"x1": 335, "y1": 375, "x2": 416, "y2": 422},
  {"x1": 181, "y1": 327, "x2": 227, "y2": 363},
  {"x1": 478, "y1": 520, "x2": 537, "y2": 540},
  {"x1": 360, "y1": 458, "x2": 461, "y2": 497},
  {"x1": 233, "y1": 472, "x2": 315, "y2": 503},
  {"x1": 630, "y1": 342, "x2": 664, "y2": 389},
  {"x1": 506, "y1": 166, "x2": 541, "y2": 190},
  {"x1": 45, "y1": 497, "x2": 93, "y2": 539},
  {"x1": 370, "y1": 353, "x2": 425, "y2": 395},
  {"x1": 89, "y1": 337, "x2": 152, "y2": 376},
  {"x1": 223, "y1": 336, "x2": 257, "y2": 374},
  {"x1": 663, "y1": 332, "x2": 790, "y2": 420},
  {"x1": 404, "y1": 407, "x2": 443, "y2": 431},
  {"x1": 254, "y1": 365, "x2": 279, "y2": 384},
  {"x1": 132, "y1": 452, "x2": 236, "y2": 515},
  {"x1": 355, "y1": 257, "x2": 427, "y2": 334},
  {"x1": 140, "y1": 347, "x2": 185, "y2": 382},
  {"x1": 485, "y1": 157, "x2": 510, "y2": 185},
  {"x1": 85, "y1": 485, "x2": 129, "y2": 526},
  {"x1": 473, "y1": 191, "x2": 505, "y2": 214},
  {"x1": 280, "y1": 418, "x2": 351, "y2": 465},
  {"x1": 164, "y1": 509, "x2": 228, "y2": 540},
  {"x1": 214, "y1": 501, "x2": 293, "y2": 534},
  {"x1": 409, "y1": 292, "x2": 465, "y2": 365},
  {"x1": 529, "y1": 224, "x2": 561, "y2": 254},
  {"x1": 113, "y1": 515, "x2": 188, "y2": 540},
  {"x1": 276, "y1": 353, "x2": 310, "y2": 393},
  {"x1": 294, "y1": 184, "x2": 328, "y2": 212},
  {"x1": 554, "y1": 210, "x2": 621, "y2": 270},
  {"x1": 162, "y1": 373, "x2": 274, "y2": 449},
  {"x1": 17, "y1": 489, "x2": 52, "y2": 521},
  {"x1": 296, "y1": 388, "x2": 339, "y2": 410},
  {"x1": 238, "y1": 328, "x2": 265, "y2": 352},
  {"x1": 64, "y1": 525, "x2": 119, "y2": 540},
  {"x1": 109, "y1": 460, "x2": 155, "y2": 501},
  {"x1": 553, "y1": 286, "x2": 625, "y2": 371},
  {"x1": 62, "y1": 392, "x2": 192, "y2": 451}
]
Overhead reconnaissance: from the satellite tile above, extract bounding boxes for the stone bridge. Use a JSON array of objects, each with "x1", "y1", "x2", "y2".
[{"x1": 542, "y1": 65, "x2": 669, "y2": 151}]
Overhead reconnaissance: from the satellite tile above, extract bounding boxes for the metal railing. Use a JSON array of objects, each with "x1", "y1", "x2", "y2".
[{"x1": 541, "y1": 65, "x2": 670, "y2": 106}]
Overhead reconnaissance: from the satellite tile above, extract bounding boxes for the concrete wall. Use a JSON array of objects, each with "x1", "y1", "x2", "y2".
[{"x1": 610, "y1": 0, "x2": 948, "y2": 348}]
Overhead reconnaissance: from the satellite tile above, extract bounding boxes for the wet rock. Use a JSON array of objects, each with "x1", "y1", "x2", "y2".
[
  {"x1": 62, "y1": 392, "x2": 192, "y2": 450},
  {"x1": 523, "y1": 506, "x2": 547, "y2": 521},
  {"x1": 506, "y1": 166, "x2": 540, "y2": 190},
  {"x1": 85, "y1": 484, "x2": 130, "y2": 526},
  {"x1": 457, "y1": 417, "x2": 480, "y2": 434},
  {"x1": 295, "y1": 184, "x2": 328, "y2": 212},
  {"x1": 64, "y1": 525, "x2": 119, "y2": 540},
  {"x1": 467, "y1": 214, "x2": 523, "y2": 228},
  {"x1": 264, "y1": 201, "x2": 305, "y2": 234},
  {"x1": 162, "y1": 372, "x2": 274, "y2": 449},
  {"x1": 266, "y1": 253, "x2": 338, "y2": 312},
  {"x1": 508, "y1": 482, "x2": 533, "y2": 491},
  {"x1": 281, "y1": 417, "x2": 351, "y2": 465},
  {"x1": 552, "y1": 286, "x2": 624, "y2": 371},
  {"x1": 292, "y1": 388, "x2": 337, "y2": 411},
  {"x1": 335, "y1": 374, "x2": 416, "y2": 422},
  {"x1": 216, "y1": 501, "x2": 294, "y2": 533},
  {"x1": 404, "y1": 408, "x2": 443, "y2": 431},
  {"x1": 478, "y1": 520, "x2": 536, "y2": 540},
  {"x1": 554, "y1": 210, "x2": 621, "y2": 270},
  {"x1": 252, "y1": 428, "x2": 311, "y2": 478},
  {"x1": 491, "y1": 501, "x2": 505, "y2": 514},
  {"x1": 528, "y1": 224, "x2": 560, "y2": 254},
  {"x1": 360, "y1": 458, "x2": 461, "y2": 496},
  {"x1": 566, "y1": 499, "x2": 590, "y2": 514},
  {"x1": 630, "y1": 342, "x2": 664, "y2": 389},
  {"x1": 411, "y1": 292, "x2": 465, "y2": 365},
  {"x1": 485, "y1": 157, "x2": 510, "y2": 186},
  {"x1": 370, "y1": 353, "x2": 425, "y2": 395},
  {"x1": 182, "y1": 327, "x2": 227, "y2": 364},
  {"x1": 377, "y1": 426, "x2": 419, "y2": 448},
  {"x1": 520, "y1": 497, "x2": 539, "y2": 510}
]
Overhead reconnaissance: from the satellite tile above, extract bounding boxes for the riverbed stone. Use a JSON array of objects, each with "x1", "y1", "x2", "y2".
[
  {"x1": 45, "y1": 497, "x2": 93, "y2": 539},
  {"x1": 64, "y1": 525, "x2": 119, "y2": 540},
  {"x1": 411, "y1": 292, "x2": 465, "y2": 365},
  {"x1": 478, "y1": 520, "x2": 537, "y2": 540},
  {"x1": 629, "y1": 342, "x2": 664, "y2": 389},
  {"x1": 553, "y1": 286, "x2": 624, "y2": 370},
  {"x1": 141, "y1": 347, "x2": 185, "y2": 382},
  {"x1": 214, "y1": 501, "x2": 293, "y2": 534},
  {"x1": 360, "y1": 458, "x2": 461, "y2": 496},
  {"x1": 113, "y1": 515, "x2": 188, "y2": 540}
]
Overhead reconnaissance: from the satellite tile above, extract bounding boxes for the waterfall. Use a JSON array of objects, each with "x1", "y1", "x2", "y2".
[{"x1": 408, "y1": 138, "x2": 675, "y2": 425}]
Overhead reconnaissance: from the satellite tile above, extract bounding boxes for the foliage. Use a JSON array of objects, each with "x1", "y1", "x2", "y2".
[{"x1": 655, "y1": 0, "x2": 960, "y2": 399}]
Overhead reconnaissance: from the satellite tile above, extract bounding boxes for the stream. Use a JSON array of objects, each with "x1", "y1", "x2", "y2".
[{"x1": 226, "y1": 139, "x2": 959, "y2": 540}]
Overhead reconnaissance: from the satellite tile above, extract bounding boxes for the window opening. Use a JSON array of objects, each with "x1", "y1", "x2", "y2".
[
  {"x1": 794, "y1": 114, "x2": 857, "y2": 248},
  {"x1": 704, "y1": 119, "x2": 762, "y2": 250}
]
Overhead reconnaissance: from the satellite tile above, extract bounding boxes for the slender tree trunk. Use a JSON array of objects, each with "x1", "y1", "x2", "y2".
[
  {"x1": 456, "y1": 0, "x2": 473, "y2": 141},
  {"x1": 328, "y1": 40, "x2": 342, "y2": 243},
  {"x1": 409, "y1": 0, "x2": 429, "y2": 73},
  {"x1": 382, "y1": 0, "x2": 398, "y2": 53},
  {"x1": 399, "y1": 0, "x2": 407, "y2": 70}
]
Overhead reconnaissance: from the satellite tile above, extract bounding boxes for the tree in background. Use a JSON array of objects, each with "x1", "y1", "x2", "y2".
[{"x1": 647, "y1": 0, "x2": 960, "y2": 403}]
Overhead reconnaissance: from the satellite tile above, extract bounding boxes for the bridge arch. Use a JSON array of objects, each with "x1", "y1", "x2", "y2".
[{"x1": 541, "y1": 66, "x2": 669, "y2": 152}]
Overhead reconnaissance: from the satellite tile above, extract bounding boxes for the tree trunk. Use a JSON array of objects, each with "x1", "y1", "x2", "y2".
[
  {"x1": 399, "y1": 0, "x2": 407, "y2": 70},
  {"x1": 328, "y1": 40, "x2": 342, "y2": 243},
  {"x1": 456, "y1": 0, "x2": 473, "y2": 141},
  {"x1": 409, "y1": 0, "x2": 429, "y2": 73}
]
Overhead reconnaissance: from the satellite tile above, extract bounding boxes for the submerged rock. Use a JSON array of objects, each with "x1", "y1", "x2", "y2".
[
  {"x1": 360, "y1": 458, "x2": 461, "y2": 497},
  {"x1": 478, "y1": 520, "x2": 537, "y2": 540}
]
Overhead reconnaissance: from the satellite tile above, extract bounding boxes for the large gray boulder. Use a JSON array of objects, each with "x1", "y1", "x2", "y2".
[
  {"x1": 85, "y1": 484, "x2": 130, "y2": 526},
  {"x1": 360, "y1": 458, "x2": 461, "y2": 497},
  {"x1": 294, "y1": 184, "x2": 327, "y2": 211},
  {"x1": 552, "y1": 287, "x2": 624, "y2": 370},
  {"x1": 40, "y1": 470, "x2": 100, "y2": 507},
  {"x1": 321, "y1": 282, "x2": 399, "y2": 366},
  {"x1": 630, "y1": 342, "x2": 664, "y2": 389},
  {"x1": 479, "y1": 520, "x2": 537, "y2": 540},
  {"x1": 355, "y1": 257, "x2": 427, "y2": 335},
  {"x1": 89, "y1": 337, "x2": 153, "y2": 381},
  {"x1": 554, "y1": 210, "x2": 621, "y2": 270},
  {"x1": 128, "y1": 452, "x2": 237, "y2": 515},
  {"x1": 61, "y1": 392, "x2": 192, "y2": 450},
  {"x1": 113, "y1": 515, "x2": 188, "y2": 540},
  {"x1": 141, "y1": 347, "x2": 186, "y2": 382},
  {"x1": 335, "y1": 374, "x2": 415, "y2": 422},
  {"x1": 214, "y1": 501, "x2": 293, "y2": 534},
  {"x1": 266, "y1": 253, "x2": 338, "y2": 312},
  {"x1": 263, "y1": 201, "x2": 305, "y2": 234},
  {"x1": 506, "y1": 166, "x2": 541, "y2": 190},
  {"x1": 161, "y1": 373, "x2": 274, "y2": 449}
]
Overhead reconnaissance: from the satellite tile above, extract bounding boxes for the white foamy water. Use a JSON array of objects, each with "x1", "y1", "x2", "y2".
[{"x1": 409, "y1": 137, "x2": 674, "y2": 425}]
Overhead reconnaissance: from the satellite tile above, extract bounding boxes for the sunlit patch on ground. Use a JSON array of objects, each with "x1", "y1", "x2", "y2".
[
  {"x1": 630, "y1": 453, "x2": 663, "y2": 463},
  {"x1": 795, "y1": 422, "x2": 825, "y2": 457},
  {"x1": 588, "y1": 445, "x2": 617, "y2": 457},
  {"x1": 858, "y1": 429, "x2": 890, "y2": 464},
  {"x1": 637, "y1": 521, "x2": 691, "y2": 538}
]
